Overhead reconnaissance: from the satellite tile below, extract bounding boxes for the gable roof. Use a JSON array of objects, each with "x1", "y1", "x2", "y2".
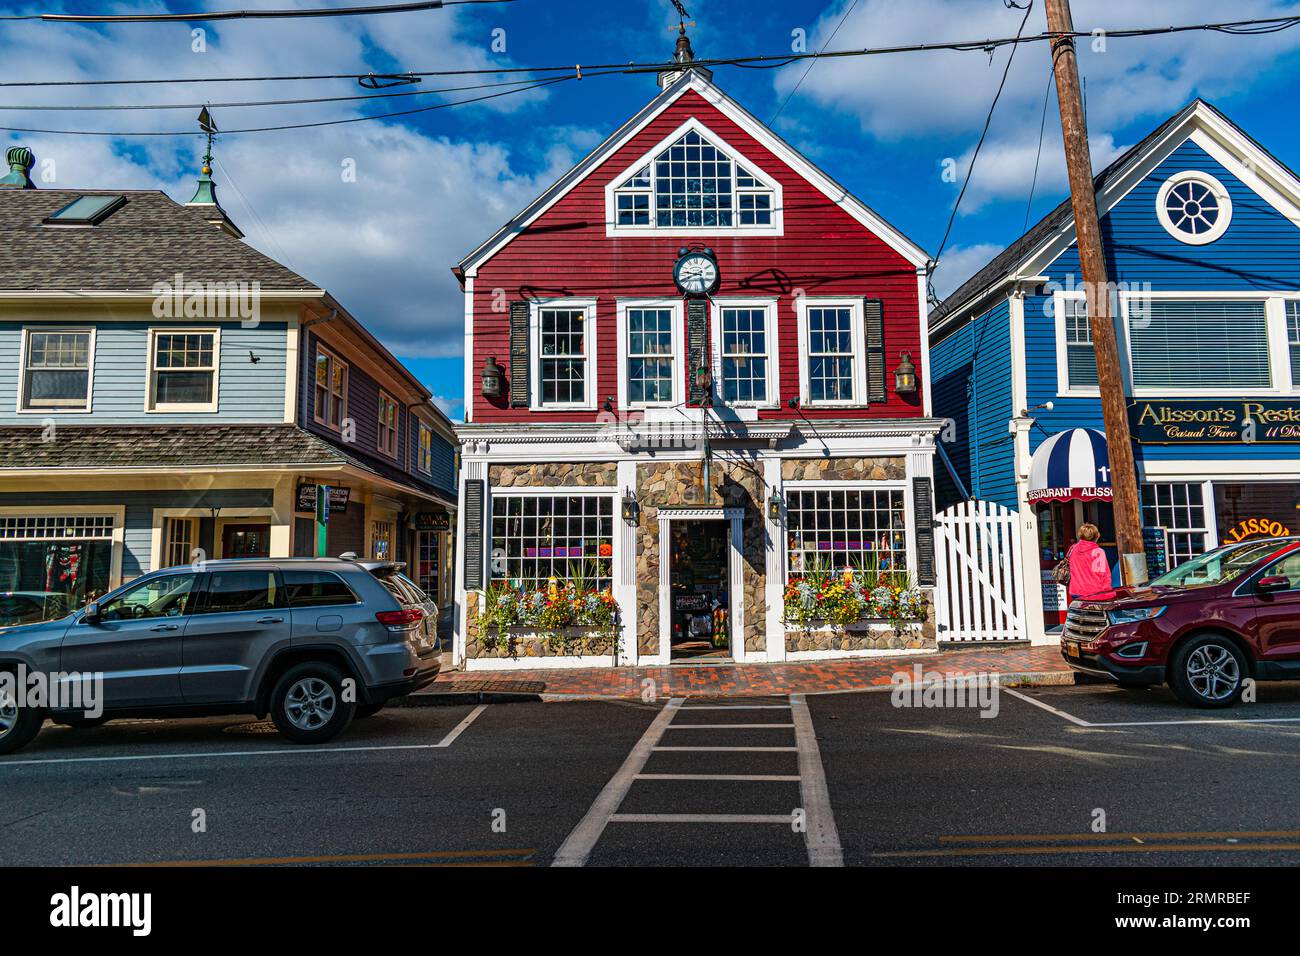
[
  {"x1": 454, "y1": 69, "x2": 929, "y2": 279},
  {"x1": 930, "y1": 99, "x2": 1300, "y2": 333},
  {"x1": 0, "y1": 187, "x2": 320, "y2": 293}
]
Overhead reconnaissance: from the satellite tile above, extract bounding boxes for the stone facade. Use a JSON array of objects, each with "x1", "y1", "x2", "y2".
[
  {"x1": 470, "y1": 627, "x2": 618, "y2": 660},
  {"x1": 635, "y1": 459, "x2": 768, "y2": 657},
  {"x1": 784, "y1": 621, "x2": 935, "y2": 653},
  {"x1": 489, "y1": 462, "x2": 617, "y2": 487},
  {"x1": 781, "y1": 456, "x2": 906, "y2": 482}
]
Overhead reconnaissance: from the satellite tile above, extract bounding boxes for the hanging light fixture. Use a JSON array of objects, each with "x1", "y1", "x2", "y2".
[
  {"x1": 621, "y1": 492, "x2": 640, "y2": 525},
  {"x1": 894, "y1": 351, "x2": 918, "y2": 394},
  {"x1": 767, "y1": 492, "x2": 783, "y2": 521},
  {"x1": 694, "y1": 364, "x2": 713, "y2": 408},
  {"x1": 480, "y1": 355, "x2": 506, "y2": 398}
]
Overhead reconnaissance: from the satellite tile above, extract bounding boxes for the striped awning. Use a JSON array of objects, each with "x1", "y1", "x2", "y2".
[{"x1": 1027, "y1": 428, "x2": 1112, "y2": 504}]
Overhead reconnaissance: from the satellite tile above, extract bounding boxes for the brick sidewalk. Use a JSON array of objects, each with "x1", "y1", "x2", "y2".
[{"x1": 409, "y1": 644, "x2": 1073, "y2": 702}]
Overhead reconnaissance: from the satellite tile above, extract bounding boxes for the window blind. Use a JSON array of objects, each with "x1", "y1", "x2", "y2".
[{"x1": 1128, "y1": 299, "x2": 1270, "y2": 389}]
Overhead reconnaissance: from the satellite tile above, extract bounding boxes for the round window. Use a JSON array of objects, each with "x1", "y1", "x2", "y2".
[{"x1": 1155, "y1": 171, "x2": 1232, "y2": 245}]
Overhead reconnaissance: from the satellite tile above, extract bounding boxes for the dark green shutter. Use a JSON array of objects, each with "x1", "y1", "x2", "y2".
[
  {"x1": 463, "y1": 479, "x2": 485, "y2": 589},
  {"x1": 508, "y1": 301, "x2": 529, "y2": 407},
  {"x1": 864, "y1": 298, "x2": 886, "y2": 403},
  {"x1": 912, "y1": 476, "x2": 936, "y2": 587},
  {"x1": 687, "y1": 298, "x2": 708, "y2": 405}
]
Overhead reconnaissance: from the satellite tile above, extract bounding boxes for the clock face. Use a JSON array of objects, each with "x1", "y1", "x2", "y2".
[{"x1": 675, "y1": 253, "x2": 718, "y2": 296}]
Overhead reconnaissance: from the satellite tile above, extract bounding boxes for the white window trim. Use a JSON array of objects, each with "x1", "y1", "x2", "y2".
[
  {"x1": 377, "y1": 390, "x2": 400, "y2": 460},
  {"x1": 416, "y1": 418, "x2": 434, "y2": 475},
  {"x1": 795, "y1": 297, "x2": 867, "y2": 408},
  {"x1": 530, "y1": 297, "x2": 598, "y2": 411},
  {"x1": 711, "y1": 297, "x2": 779, "y2": 409},
  {"x1": 312, "y1": 344, "x2": 349, "y2": 432},
  {"x1": 16, "y1": 326, "x2": 96, "y2": 414},
  {"x1": 485, "y1": 487, "x2": 620, "y2": 588},
  {"x1": 1052, "y1": 290, "x2": 1100, "y2": 398},
  {"x1": 146, "y1": 327, "x2": 220, "y2": 413},
  {"x1": 1120, "y1": 292, "x2": 1295, "y2": 397},
  {"x1": 616, "y1": 298, "x2": 683, "y2": 410},
  {"x1": 1155, "y1": 170, "x2": 1233, "y2": 246},
  {"x1": 603, "y1": 116, "x2": 784, "y2": 238}
]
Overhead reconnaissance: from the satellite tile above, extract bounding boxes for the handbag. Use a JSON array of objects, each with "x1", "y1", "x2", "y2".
[{"x1": 1052, "y1": 544, "x2": 1074, "y2": 586}]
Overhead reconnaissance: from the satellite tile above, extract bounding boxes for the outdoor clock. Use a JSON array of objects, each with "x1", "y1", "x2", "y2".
[{"x1": 673, "y1": 247, "x2": 719, "y2": 297}]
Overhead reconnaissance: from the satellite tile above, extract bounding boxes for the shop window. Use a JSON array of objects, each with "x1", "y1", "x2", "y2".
[
  {"x1": 786, "y1": 487, "x2": 908, "y2": 574},
  {"x1": 1214, "y1": 482, "x2": 1298, "y2": 545},
  {"x1": 538, "y1": 308, "x2": 589, "y2": 406},
  {"x1": 0, "y1": 514, "x2": 114, "y2": 620},
  {"x1": 377, "y1": 392, "x2": 399, "y2": 459},
  {"x1": 1288, "y1": 302, "x2": 1300, "y2": 387},
  {"x1": 1141, "y1": 482, "x2": 1208, "y2": 568},
  {"x1": 627, "y1": 307, "x2": 677, "y2": 405},
  {"x1": 148, "y1": 330, "x2": 217, "y2": 410},
  {"x1": 371, "y1": 521, "x2": 393, "y2": 560},
  {"x1": 417, "y1": 530, "x2": 440, "y2": 596},
  {"x1": 314, "y1": 347, "x2": 348, "y2": 431},
  {"x1": 718, "y1": 305, "x2": 772, "y2": 405},
  {"x1": 1127, "y1": 300, "x2": 1270, "y2": 391},
  {"x1": 21, "y1": 329, "x2": 93, "y2": 411},
  {"x1": 162, "y1": 517, "x2": 197, "y2": 568},
  {"x1": 490, "y1": 494, "x2": 614, "y2": 589},
  {"x1": 197, "y1": 569, "x2": 282, "y2": 614}
]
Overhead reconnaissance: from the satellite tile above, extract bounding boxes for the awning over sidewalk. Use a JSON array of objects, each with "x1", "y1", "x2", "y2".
[{"x1": 1027, "y1": 427, "x2": 1112, "y2": 504}]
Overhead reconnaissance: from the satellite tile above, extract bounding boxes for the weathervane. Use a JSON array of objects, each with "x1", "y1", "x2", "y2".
[{"x1": 196, "y1": 105, "x2": 218, "y2": 174}]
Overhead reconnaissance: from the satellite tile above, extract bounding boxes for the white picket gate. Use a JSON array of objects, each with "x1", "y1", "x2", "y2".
[{"x1": 932, "y1": 499, "x2": 1028, "y2": 642}]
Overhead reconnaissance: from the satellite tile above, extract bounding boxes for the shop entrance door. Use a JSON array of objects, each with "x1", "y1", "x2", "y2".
[
  {"x1": 222, "y1": 523, "x2": 271, "y2": 559},
  {"x1": 668, "y1": 519, "x2": 732, "y2": 661}
]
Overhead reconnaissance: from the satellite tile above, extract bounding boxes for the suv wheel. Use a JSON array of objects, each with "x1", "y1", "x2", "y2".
[
  {"x1": 269, "y1": 662, "x2": 355, "y2": 744},
  {"x1": 0, "y1": 686, "x2": 44, "y2": 755},
  {"x1": 1169, "y1": 635, "x2": 1248, "y2": 709}
]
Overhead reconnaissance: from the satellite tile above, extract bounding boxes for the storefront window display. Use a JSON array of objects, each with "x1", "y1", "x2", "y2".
[{"x1": 0, "y1": 515, "x2": 114, "y2": 624}]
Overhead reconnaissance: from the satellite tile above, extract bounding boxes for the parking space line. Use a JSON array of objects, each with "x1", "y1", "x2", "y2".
[
  {"x1": 609, "y1": 813, "x2": 791, "y2": 824},
  {"x1": 790, "y1": 693, "x2": 844, "y2": 867},
  {"x1": 664, "y1": 723, "x2": 795, "y2": 730},
  {"x1": 678, "y1": 704, "x2": 792, "y2": 710},
  {"x1": 874, "y1": 841, "x2": 1300, "y2": 858},
  {"x1": 1004, "y1": 687, "x2": 1300, "y2": 728},
  {"x1": 635, "y1": 773, "x2": 801, "y2": 782},
  {"x1": 114, "y1": 847, "x2": 535, "y2": 867},
  {"x1": 653, "y1": 745, "x2": 798, "y2": 752},
  {"x1": 552, "y1": 698, "x2": 684, "y2": 867},
  {"x1": 435, "y1": 704, "x2": 488, "y2": 747}
]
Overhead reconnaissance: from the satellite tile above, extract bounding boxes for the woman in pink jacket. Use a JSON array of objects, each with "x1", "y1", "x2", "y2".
[{"x1": 1068, "y1": 523, "x2": 1116, "y2": 601}]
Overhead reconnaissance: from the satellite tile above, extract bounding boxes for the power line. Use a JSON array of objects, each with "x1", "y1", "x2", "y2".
[
  {"x1": 2, "y1": 13, "x2": 1299, "y2": 89},
  {"x1": 932, "y1": 0, "x2": 1035, "y2": 279},
  {"x1": 1023, "y1": 65, "x2": 1054, "y2": 232},
  {"x1": 0, "y1": 0, "x2": 513, "y2": 23},
  {"x1": 768, "y1": 0, "x2": 860, "y2": 125}
]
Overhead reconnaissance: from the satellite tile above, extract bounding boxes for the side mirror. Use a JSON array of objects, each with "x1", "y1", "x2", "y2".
[
  {"x1": 82, "y1": 602, "x2": 101, "y2": 624},
  {"x1": 1256, "y1": 575, "x2": 1291, "y2": 594}
]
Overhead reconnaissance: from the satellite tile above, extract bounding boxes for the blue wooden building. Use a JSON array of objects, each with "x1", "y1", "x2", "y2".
[{"x1": 930, "y1": 100, "x2": 1300, "y2": 634}]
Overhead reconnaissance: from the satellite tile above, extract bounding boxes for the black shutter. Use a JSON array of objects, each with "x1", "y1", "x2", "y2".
[
  {"x1": 508, "y1": 301, "x2": 530, "y2": 408},
  {"x1": 686, "y1": 298, "x2": 708, "y2": 405},
  {"x1": 864, "y1": 297, "x2": 886, "y2": 404},
  {"x1": 912, "y1": 476, "x2": 936, "y2": 587},
  {"x1": 463, "y1": 479, "x2": 485, "y2": 590}
]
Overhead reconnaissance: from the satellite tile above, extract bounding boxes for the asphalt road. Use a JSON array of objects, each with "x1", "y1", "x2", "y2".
[{"x1": 2, "y1": 680, "x2": 1299, "y2": 867}]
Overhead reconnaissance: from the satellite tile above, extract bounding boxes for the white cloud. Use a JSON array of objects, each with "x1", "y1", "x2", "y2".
[
  {"x1": 0, "y1": 6, "x2": 577, "y2": 358},
  {"x1": 775, "y1": 0, "x2": 1300, "y2": 141},
  {"x1": 948, "y1": 132, "x2": 1127, "y2": 213},
  {"x1": 930, "y1": 242, "x2": 1003, "y2": 300}
]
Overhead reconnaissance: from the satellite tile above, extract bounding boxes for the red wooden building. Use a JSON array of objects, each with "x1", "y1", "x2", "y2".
[{"x1": 452, "y1": 37, "x2": 942, "y2": 669}]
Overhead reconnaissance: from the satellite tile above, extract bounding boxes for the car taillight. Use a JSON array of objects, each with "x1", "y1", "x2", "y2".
[{"x1": 376, "y1": 607, "x2": 423, "y2": 628}]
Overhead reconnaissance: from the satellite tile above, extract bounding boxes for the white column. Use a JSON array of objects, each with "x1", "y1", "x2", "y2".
[
  {"x1": 764, "y1": 456, "x2": 786, "y2": 662},
  {"x1": 269, "y1": 473, "x2": 295, "y2": 558},
  {"x1": 616, "y1": 459, "x2": 638, "y2": 665}
]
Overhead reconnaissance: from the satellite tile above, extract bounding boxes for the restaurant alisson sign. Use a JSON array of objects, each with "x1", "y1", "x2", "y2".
[{"x1": 1128, "y1": 399, "x2": 1300, "y2": 444}]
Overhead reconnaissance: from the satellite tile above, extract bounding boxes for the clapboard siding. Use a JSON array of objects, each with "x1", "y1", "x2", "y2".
[
  {"x1": 930, "y1": 298, "x2": 1017, "y2": 507},
  {"x1": 469, "y1": 90, "x2": 925, "y2": 423},
  {"x1": 1024, "y1": 139, "x2": 1300, "y2": 464},
  {"x1": 0, "y1": 318, "x2": 287, "y2": 425}
]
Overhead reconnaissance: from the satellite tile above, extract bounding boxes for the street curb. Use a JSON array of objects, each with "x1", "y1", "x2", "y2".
[{"x1": 390, "y1": 668, "x2": 1078, "y2": 706}]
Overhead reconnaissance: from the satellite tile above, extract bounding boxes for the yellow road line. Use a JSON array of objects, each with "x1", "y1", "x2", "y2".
[{"x1": 109, "y1": 848, "x2": 535, "y2": 867}]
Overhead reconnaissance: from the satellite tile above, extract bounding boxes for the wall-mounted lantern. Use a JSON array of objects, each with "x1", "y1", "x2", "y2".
[
  {"x1": 894, "y1": 351, "x2": 918, "y2": 395},
  {"x1": 480, "y1": 355, "x2": 506, "y2": 398},
  {"x1": 621, "y1": 492, "x2": 640, "y2": 525},
  {"x1": 767, "y1": 492, "x2": 783, "y2": 521},
  {"x1": 694, "y1": 364, "x2": 713, "y2": 408}
]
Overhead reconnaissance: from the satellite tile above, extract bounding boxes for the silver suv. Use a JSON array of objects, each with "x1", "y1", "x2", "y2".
[{"x1": 0, "y1": 557, "x2": 440, "y2": 755}]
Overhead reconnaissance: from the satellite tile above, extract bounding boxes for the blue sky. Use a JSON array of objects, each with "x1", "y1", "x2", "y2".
[{"x1": 5, "y1": 0, "x2": 1300, "y2": 419}]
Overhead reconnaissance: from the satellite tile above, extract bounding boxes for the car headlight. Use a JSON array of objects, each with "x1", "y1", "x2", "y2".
[{"x1": 1106, "y1": 606, "x2": 1166, "y2": 626}]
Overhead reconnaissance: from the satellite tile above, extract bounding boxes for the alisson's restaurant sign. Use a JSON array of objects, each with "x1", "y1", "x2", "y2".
[{"x1": 1129, "y1": 400, "x2": 1300, "y2": 444}]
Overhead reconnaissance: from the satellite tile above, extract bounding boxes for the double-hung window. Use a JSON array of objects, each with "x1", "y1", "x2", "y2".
[
  {"x1": 1126, "y1": 298, "x2": 1271, "y2": 392},
  {"x1": 1055, "y1": 294, "x2": 1098, "y2": 393},
  {"x1": 417, "y1": 420, "x2": 434, "y2": 475},
  {"x1": 148, "y1": 329, "x2": 217, "y2": 411},
  {"x1": 21, "y1": 329, "x2": 93, "y2": 411},
  {"x1": 314, "y1": 347, "x2": 348, "y2": 430},
  {"x1": 377, "y1": 392, "x2": 399, "y2": 458},
  {"x1": 799, "y1": 300, "x2": 863, "y2": 405},
  {"x1": 624, "y1": 305, "x2": 678, "y2": 406},
  {"x1": 532, "y1": 301, "x2": 595, "y2": 410},
  {"x1": 715, "y1": 302, "x2": 775, "y2": 405},
  {"x1": 1288, "y1": 301, "x2": 1300, "y2": 387}
]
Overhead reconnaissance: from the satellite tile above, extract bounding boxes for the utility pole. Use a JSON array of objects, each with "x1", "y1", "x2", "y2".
[{"x1": 1044, "y1": 0, "x2": 1146, "y2": 584}]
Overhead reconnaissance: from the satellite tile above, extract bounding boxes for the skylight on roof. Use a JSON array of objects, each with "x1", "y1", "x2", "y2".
[{"x1": 44, "y1": 194, "x2": 126, "y2": 226}]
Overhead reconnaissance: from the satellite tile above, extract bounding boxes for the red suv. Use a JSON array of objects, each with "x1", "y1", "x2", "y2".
[{"x1": 1061, "y1": 538, "x2": 1300, "y2": 707}]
